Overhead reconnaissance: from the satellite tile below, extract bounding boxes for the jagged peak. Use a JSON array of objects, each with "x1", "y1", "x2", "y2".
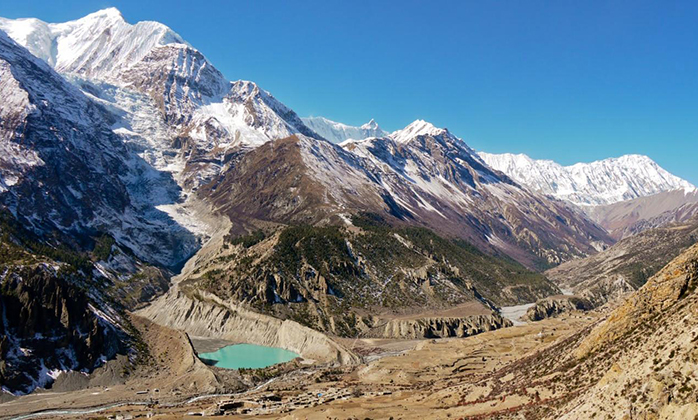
[
  {"x1": 304, "y1": 116, "x2": 381, "y2": 131},
  {"x1": 230, "y1": 79, "x2": 260, "y2": 93},
  {"x1": 0, "y1": 8, "x2": 191, "y2": 80},
  {"x1": 566, "y1": 154, "x2": 666, "y2": 170},
  {"x1": 65, "y1": 8, "x2": 185, "y2": 45},
  {"x1": 390, "y1": 119, "x2": 448, "y2": 143},
  {"x1": 360, "y1": 118, "x2": 380, "y2": 130},
  {"x1": 478, "y1": 152, "x2": 549, "y2": 167},
  {"x1": 228, "y1": 80, "x2": 286, "y2": 113}
]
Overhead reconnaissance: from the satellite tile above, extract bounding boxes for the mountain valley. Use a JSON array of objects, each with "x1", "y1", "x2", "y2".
[{"x1": 0, "y1": 7, "x2": 695, "y2": 420}]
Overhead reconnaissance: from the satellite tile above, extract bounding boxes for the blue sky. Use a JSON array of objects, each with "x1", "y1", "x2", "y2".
[{"x1": 3, "y1": 0, "x2": 697, "y2": 184}]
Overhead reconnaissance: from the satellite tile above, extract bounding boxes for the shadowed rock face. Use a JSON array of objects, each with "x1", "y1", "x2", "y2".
[
  {"x1": 0, "y1": 31, "x2": 198, "y2": 269},
  {"x1": 0, "y1": 198, "x2": 173, "y2": 395},
  {"x1": 0, "y1": 265, "x2": 128, "y2": 394}
]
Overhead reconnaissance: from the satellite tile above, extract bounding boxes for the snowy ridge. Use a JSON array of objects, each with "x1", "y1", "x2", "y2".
[
  {"x1": 337, "y1": 120, "x2": 611, "y2": 264},
  {"x1": 479, "y1": 152, "x2": 695, "y2": 206},
  {"x1": 1, "y1": 8, "x2": 319, "y2": 191},
  {"x1": 302, "y1": 116, "x2": 387, "y2": 143},
  {"x1": 390, "y1": 119, "x2": 450, "y2": 144},
  {"x1": 0, "y1": 8, "x2": 188, "y2": 82}
]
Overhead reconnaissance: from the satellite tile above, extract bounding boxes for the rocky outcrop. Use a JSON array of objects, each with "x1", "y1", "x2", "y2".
[
  {"x1": 576, "y1": 243, "x2": 698, "y2": 359},
  {"x1": 364, "y1": 314, "x2": 512, "y2": 339},
  {"x1": 552, "y1": 244, "x2": 698, "y2": 418},
  {"x1": 0, "y1": 264, "x2": 128, "y2": 394},
  {"x1": 137, "y1": 288, "x2": 360, "y2": 365},
  {"x1": 522, "y1": 296, "x2": 593, "y2": 321}
]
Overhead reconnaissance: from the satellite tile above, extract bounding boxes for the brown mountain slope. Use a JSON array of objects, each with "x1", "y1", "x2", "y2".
[
  {"x1": 554, "y1": 243, "x2": 698, "y2": 418},
  {"x1": 586, "y1": 189, "x2": 698, "y2": 239},
  {"x1": 167, "y1": 215, "x2": 557, "y2": 339},
  {"x1": 545, "y1": 216, "x2": 698, "y2": 306},
  {"x1": 452, "y1": 242, "x2": 698, "y2": 419},
  {"x1": 201, "y1": 133, "x2": 611, "y2": 270}
]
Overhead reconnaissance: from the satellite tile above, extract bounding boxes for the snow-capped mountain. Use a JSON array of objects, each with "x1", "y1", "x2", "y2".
[
  {"x1": 0, "y1": 29, "x2": 197, "y2": 267},
  {"x1": 478, "y1": 152, "x2": 695, "y2": 206},
  {"x1": 0, "y1": 9, "x2": 320, "y2": 191},
  {"x1": 0, "y1": 8, "x2": 187, "y2": 82},
  {"x1": 0, "y1": 8, "x2": 615, "y2": 267},
  {"x1": 204, "y1": 119, "x2": 611, "y2": 268},
  {"x1": 302, "y1": 116, "x2": 387, "y2": 143}
]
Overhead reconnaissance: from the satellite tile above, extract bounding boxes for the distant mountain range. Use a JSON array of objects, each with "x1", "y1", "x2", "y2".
[
  {"x1": 299, "y1": 118, "x2": 695, "y2": 209},
  {"x1": 478, "y1": 152, "x2": 695, "y2": 206}
]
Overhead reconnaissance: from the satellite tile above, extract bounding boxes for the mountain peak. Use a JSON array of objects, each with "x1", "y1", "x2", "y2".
[
  {"x1": 391, "y1": 119, "x2": 446, "y2": 143},
  {"x1": 230, "y1": 80, "x2": 261, "y2": 96},
  {"x1": 360, "y1": 118, "x2": 379, "y2": 130},
  {"x1": 81, "y1": 7, "x2": 125, "y2": 22},
  {"x1": 0, "y1": 8, "x2": 191, "y2": 81}
]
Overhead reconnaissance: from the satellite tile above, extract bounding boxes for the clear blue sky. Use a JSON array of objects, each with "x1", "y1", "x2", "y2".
[{"x1": 3, "y1": 0, "x2": 697, "y2": 184}]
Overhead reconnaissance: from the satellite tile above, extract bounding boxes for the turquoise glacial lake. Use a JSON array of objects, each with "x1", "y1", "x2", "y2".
[{"x1": 198, "y1": 343, "x2": 300, "y2": 369}]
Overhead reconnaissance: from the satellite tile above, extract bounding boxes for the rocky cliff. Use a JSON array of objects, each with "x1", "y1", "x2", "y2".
[
  {"x1": 553, "y1": 244, "x2": 698, "y2": 418},
  {"x1": 137, "y1": 288, "x2": 359, "y2": 365},
  {"x1": 364, "y1": 314, "x2": 512, "y2": 339},
  {"x1": 0, "y1": 264, "x2": 129, "y2": 394},
  {"x1": 522, "y1": 296, "x2": 593, "y2": 321}
]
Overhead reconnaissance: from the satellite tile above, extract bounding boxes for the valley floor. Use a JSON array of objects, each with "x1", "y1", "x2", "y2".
[{"x1": 0, "y1": 311, "x2": 599, "y2": 419}]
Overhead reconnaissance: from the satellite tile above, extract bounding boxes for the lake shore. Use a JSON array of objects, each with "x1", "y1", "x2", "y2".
[{"x1": 189, "y1": 336, "x2": 237, "y2": 354}]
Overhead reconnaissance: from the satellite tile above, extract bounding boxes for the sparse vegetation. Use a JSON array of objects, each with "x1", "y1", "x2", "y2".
[
  {"x1": 92, "y1": 234, "x2": 116, "y2": 261},
  {"x1": 197, "y1": 214, "x2": 557, "y2": 337}
]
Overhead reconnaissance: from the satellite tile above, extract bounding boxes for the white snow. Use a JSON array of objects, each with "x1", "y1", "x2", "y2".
[
  {"x1": 302, "y1": 116, "x2": 387, "y2": 144},
  {"x1": 479, "y1": 152, "x2": 695, "y2": 206},
  {"x1": 499, "y1": 303, "x2": 535, "y2": 326},
  {"x1": 155, "y1": 199, "x2": 215, "y2": 238},
  {"x1": 0, "y1": 8, "x2": 189, "y2": 83},
  {"x1": 390, "y1": 119, "x2": 445, "y2": 143}
]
